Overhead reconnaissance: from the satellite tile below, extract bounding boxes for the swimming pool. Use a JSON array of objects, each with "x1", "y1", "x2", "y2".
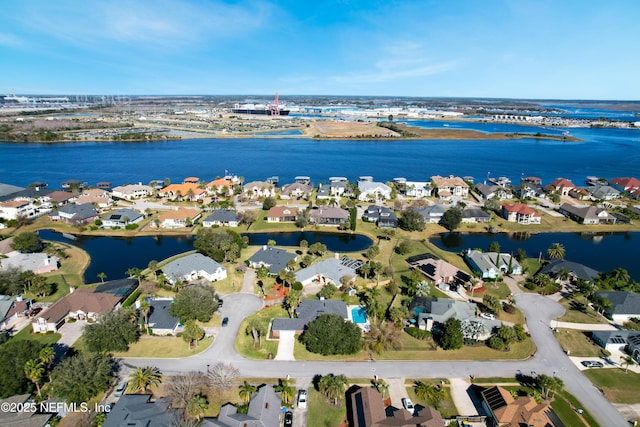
[{"x1": 351, "y1": 307, "x2": 368, "y2": 324}]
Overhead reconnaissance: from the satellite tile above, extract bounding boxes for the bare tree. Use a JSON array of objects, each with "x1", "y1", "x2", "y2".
[
  {"x1": 166, "y1": 372, "x2": 207, "y2": 409},
  {"x1": 207, "y1": 362, "x2": 239, "y2": 391}
]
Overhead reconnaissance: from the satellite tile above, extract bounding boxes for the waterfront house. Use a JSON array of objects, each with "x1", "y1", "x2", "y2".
[
  {"x1": 568, "y1": 187, "x2": 591, "y2": 201},
  {"x1": 280, "y1": 182, "x2": 312, "y2": 199},
  {"x1": 202, "y1": 209, "x2": 239, "y2": 227},
  {"x1": 308, "y1": 206, "x2": 349, "y2": 225},
  {"x1": 111, "y1": 184, "x2": 154, "y2": 200},
  {"x1": 559, "y1": 203, "x2": 616, "y2": 224},
  {"x1": 414, "y1": 205, "x2": 446, "y2": 223},
  {"x1": 162, "y1": 253, "x2": 227, "y2": 285},
  {"x1": 348, "y1": 386, "x2": 444, "y2": 427},
  {"x1": 0, "y1": 199, "x2": 37, "y2": 221},
  {"x1": 0, "y1": 295, "x2": 30, "y2": 330},
  {"x1": 201, "y1": 385, "x2": 281, "y2": 427},
  {"x1": 243, "y1": 181, "x2": 275, "y2": 199},
  {"x1": 328, "y1": 177, "x2": 350, "y2": 197},
  {"x1": 462, "y1": 208, "x2": 491, "y2": 223},
  {"x1": 248, "y1": 246, "x2": 297, "y2": 275},
  {"x1": 587, "y1": 185, "x2": 621, "y2": 201},
  {"x1": 408, "y1": 296, "x2": 492, "y2": 332},
  {"x1": 404, "y1": 180, "x2": 432, "y2": 198},
  {"x1": 538, "y1": 259, "x2": 599, "y2": 282},
  {"x1": 465, "y1": 249, "x2": 522, "y2": 279},
  {"x1": 294, "y1": 257, "x2": 357, "y2": 287},
  {"x1": 515, "y1": 182, "x2": 542, "y2": 199},
  {"x1": 408, "y1": 253, "x2": 472, "y2": 291},
  {"x1": 0, "y1": 182, "x2": 24, "y2": 199},
  {"x1": 32, "y1": 287, "x2": 122, "y2": 333},
  {"x1": 266, "y1": 206, "x2": 298, "y2": 223},
  {"x1": 0, "y1": 252, "x2": 59, "y2": 274},
  {"x1": 156, "y1": 207, "x2": 201, "y2": 228},
  {"x1": 476, "y1": 183, "x2": 511, "y2": 200},
  {"x1": 481, "y1": 385, "x2": 556, "y2": 427},
  {"x1": 547, "y1": 177, "x2": 575, "y2": 196},
  {"x1": 206, "y1": 178, "x2": 235, "y2": 196},
  {"x1": 271, "y1": 299, "x2": 348, "y2": 337},
  {"x1": 158, "y1": 182, "x2": 206, "y2": 201},
  {"x1": 431, "y1": 175, "x2": 469, "y2": 199},
  {"x1": 76, "y1": 188, "x2": 114, "y2": 208},
  {"x1": 500, "y1": 203, "x2": 541, "y2": 224},
  {"x1": 102, "y1": 208, "x2": 144, "y2": 228},
  {"x1": 357, "y1": 179, "x2": 392, "y2": 201},
  {"x1": 595, "y1": 291, "x2": 640, "y2": 323},
  {"x1": 362, "y1": 205, "x2": 398, "y2": 228},
  {"x1": 43, "y1": 190, "x2": 78, "y2": 207},
  {"x1": 103, "y1": 394, "x2": 182, "y2": 427},
  {"x1": 49, "y1": 203, "x2": 98, "y2": 224},
  {"x1": 609, "y1": 177, "x2": 640, "y2": 196},
  {"x1": 146, "y1": 299, "x2": 181, "y2": 335},
  {"x1": 592, "y1": 330, "x2": 640, "y2": 354}
]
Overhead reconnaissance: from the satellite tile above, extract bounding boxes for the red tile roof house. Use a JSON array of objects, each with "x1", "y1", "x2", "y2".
[
  {"x1": 500, "y1": 203, "x2": 541, "y2": 224},
  {"x1": 547, "y1": 177, "x2": 575, "y2": 196},
  {"x1": 32, "y1": 287, "x2": 122, "y2": 333},
  {"x1": 610, "y1": 177, "x2": 640, "y2": 198},
  {"x1": 266, "y1": 206, "x2": 298, "y2": 223}
]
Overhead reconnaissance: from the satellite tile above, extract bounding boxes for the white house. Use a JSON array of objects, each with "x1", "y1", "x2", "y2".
[
  {"x1": 111, "y1": 184, "x2": 155, "y2": 200},
  {"x1": 162, "y1": 253, "x2": 227, "y2": 285},
  {"x1": 358, "y1": 180, "x2": 392, "y2": 201}
]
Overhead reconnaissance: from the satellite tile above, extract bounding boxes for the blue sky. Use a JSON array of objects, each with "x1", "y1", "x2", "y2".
[{"x1": 1, "y1": 0, "x2": 639, "y2": 99}]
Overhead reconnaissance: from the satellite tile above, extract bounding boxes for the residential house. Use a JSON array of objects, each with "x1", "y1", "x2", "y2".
[
  {"x1": 206, "y1": 178, "x2": 235, "y2": 196},
  {"x1": 0, "y1": 295, "x2": 30, "y2": 330},
  {"x1": 281, "y1": 182, "x2": 312, "y2": 200},
  {"x1": 162, "y1": 253, "x2": 227, "y2": 285},
  {"x1": 0, "y1": 182, "x2": 24, "y2": 199},
  {"x1": 568, "y1": 187, "x2": 591, "y2": 201},
  {"x1": 76, "y1": 188, "x2": 114, "y2": 208},
  {"x1": 102, "y1": 208, "x2": 144, "y2": 228},
  {"x1": 462, "y1": 208, "x2": 491, "y2": 223},
  {"x1": 592, "y1": 330, "x2": 640, "y2": 353},
  {"x1": 201, "y1": 384, "x2": 281, "y2": 427},
  {"x1": 408, "y1": 296, "x2": 499, "y2": 332},
  {"x1": 547, "y1": 177, "x2": 575, "y2": 196},
  {"x1": 408, "y1": 253, "x2": 472, "y2": 291},
  {"x1": 431, "y1": 175, "x2": 469, "y2": 200},
  {"x1": 156, "y1": 208, "x2": 202, "y2": 228},
  {"x1": 271, "y1": 299, "x2": 348, "y2": 337},
  {"x1": 362, "y1": 205, "x2": 398, "y2": 228},
  {"x1": 481, "y1": 385, "x2": 557, "y2": 427},
  {"x1": 559, "y1": 203, "x2": 616, "y2": 224},
  {"x1": 476, "y1": 183, "x2": 511, "y2": 200},
  {"x1": 243, "y1": 181, "x2": 275, "y2": 199},
  {"x1": 146, "y1": 299, "x2": 181, "y2": 335},
  {"x1": 414, "y1": 205, "x2": 446, "y2": 224},
  {"x1": 266, "y1": 206, "x2": 298, "y2": 223},
  {"x1": 295, "y1": 257, "x2": 357, "y2": 287},
  {"x1": 0, "y1": 394, "x2": 51, "y2": 427},
  {"x1": 202, "y1": 209, "x2": 239, "y2": 227},
  {"x1": 595, "y1": 291, "x2": 640, "y2": 323},
  {"x1": 309, "y1": 206, "x2": 349, "y2": 225},
  {"x1": 403, "y1": 180, "x2": 432, "y2": 198},
  {"x1": 158, "y1": 181, "x2": 207, "y2": 201},
  {"x1": 587, "y1": 185, "x2": 620, "y2": 201},
  {"x1": 0, "y1": 252, "x2": 59, "y2": 274},
  {"x1": 32, "y1": 287, "x2": 123, "y2": 333},
  {"x1": 0, "y1": 199, "x2": 37, "y2": 221},
  {"x1": 610, "y1": 177, "x2": 640, "y2": 196},
  {"x1": 248, "y1": 246, "x2": 297, "y2": 275},
  {"x1": 49, "y1": 203, "x2": 99, "y2": 224},
  {"x1": 358, "y1": 179, "x2": 392, "y2": 201},
  {"x1": 43, "y1": 190, "x2": 78, "y2": 208},
  {"x1": 328, "y1": 177, "x2": 350, "y2": 197},
  {"x1": 103, "y1": 394, "x2": 182, "y2": 427},
  {"x1": 348, "y1": 386, "x2": 445, "y2": 427},
  {"x1": 501, "y1": 203, "x2": 541, "y2": 224},
  {"x1": 538, "y1": 259, "x2": 599, "y2": 282},
  {"x1": 515, "y1": 182, "x2": 542, "y2": 199},
  {"x1": 111, "y1": 184, "x2": 154, "y2": 200},
  {"x1": 465, "y1": 250, "x2": 522, "y2": 279}
]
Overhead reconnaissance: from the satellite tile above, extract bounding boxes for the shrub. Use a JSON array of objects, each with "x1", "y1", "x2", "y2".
[
  {"x1": 125, "y1": 223, "x2": 139, "y2": 230},
  {"x1": 503, "y1": 302, "x2": 516, "y2": 314},
  {"x1": 405, "y1": 326, "x2": 431, "y2": 340},
  {"x1": 487, "y1": 336, "x2": 506, "y2": 350}
]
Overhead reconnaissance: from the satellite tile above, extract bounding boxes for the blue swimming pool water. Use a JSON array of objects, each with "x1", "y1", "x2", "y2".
[{"x1": 351, "y1": 307, "x2": 368, "y2": 324}]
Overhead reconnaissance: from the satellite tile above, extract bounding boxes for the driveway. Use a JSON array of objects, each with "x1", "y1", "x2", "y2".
[
  {"x1": 448, "y1": 377, "x2": 477, "y2": 416},
  {"x1": 55, "y1": 319, "x2": 86, "y2": 357},
  {"x1": 274, "y1": 331, "x2": 296, "y2": 361}
]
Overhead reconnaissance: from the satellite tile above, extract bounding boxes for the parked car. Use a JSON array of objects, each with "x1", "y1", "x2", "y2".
[
  {"x1": 114, "y1": 382, "x2": 127, "y2": 397},
  {"x1": 297, "y1": 389, "x2": 308, "y2": 409},
  {"x1": 218, "y1": 298, "x2": 224, "y2": 307},
  {"x1": 480, "y1": 312, "x2": 495, "y2": 320},
  {"x1": 401, "y1": 397, "x2": 415, "y2": 414},
  {"x1": 581, "y1": 360, "x2": 604, "y2": 368},
  {"x1": 284, "y1": 410, "x2": 293, "y2": 427},
  {"x1": 221, "y1": 317, "x2": 229, "y2": 327}
]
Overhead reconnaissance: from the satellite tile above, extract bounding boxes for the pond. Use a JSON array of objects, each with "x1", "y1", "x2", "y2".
[
  {"x1": 430, "y1": 231, "x2": 640, "y2": 280},
  {"x1": 39, "y1": 229, "x2": 373, "y2": 283}
]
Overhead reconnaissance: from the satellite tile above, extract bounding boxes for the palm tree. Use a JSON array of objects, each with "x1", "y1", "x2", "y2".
[
  {"x1": 622, "y1": 355, "x2": 636, "y2": 373},
  {"x1": 148, "y1": 260, "x2": 158, "y2": 279},
  {"x1": 38, "y1": 346, "x2": 55, "y2": 368},
  {"x1": 128, "y1": 366, "x2": 162, "y2": 392},
  {"x1": 274, "y1": 379, "x2": 295, "y2": 405},
  {"x1": 97, "y1": 272, "x2": 107, "y2": 283},
  {"x1": 239, "y1": 381, "x2": 257, "y2": 404},
  {"x1": 187, "y1": 394, "x2": 208, "y2": 420},
  {"x1": 547, "y1": 243, "x2": 566, "y2": 260},
  {"x1": 139, "y1": 299, "x2": 151, "y2": 331},
  {"x1": 371, "y1": 378, "x2": 389, "y2": 399},
  {"x1": 414, "y1": 380, "x2": 446, "y2": 408},
  {"x1": 364, "y1": 322, "x2": 403, "y2": 355},
  {"x1": 24, "y1": 359, "x2": 45, "y2": 397},
  {"x1": 318, "y1": 374, "x2": 349, "y2": 405}
]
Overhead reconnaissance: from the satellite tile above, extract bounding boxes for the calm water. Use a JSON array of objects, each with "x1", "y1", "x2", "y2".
[
  {"x1": 1, "y1": 122, "x2": 639, "y2": 188},
  {"x1": 430, "y1": 231, "x2": 640, "y2": 280},
  {"x1": 39, "y1": 229, "x2": 372, "y2": 282}
]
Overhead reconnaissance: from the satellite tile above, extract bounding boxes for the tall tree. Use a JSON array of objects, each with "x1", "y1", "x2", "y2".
[
  {"x1": 439, "y1": 318, "x2": 463, "y2": 350},
  {"x1": 23, "y1": 359, "x2": 45, "y2": 397},
  {"x1": 10, "y1": 232, "x2": 42, "y2": 253},
  {"x1": 439, "y1": 208, "x2": 462, "y2": 232},
  {"x1": 274, "y1": 378, "x2": 295, "y2": 405},
  {"x1": 364, "y1": 322, "x2": 403, "y2": 355},
  {"x1": 139, "y1": 298, "x2": 151, "y2": 331},
  {"x1": 187, "y1": 394, "x2": 208, "y2": 421},
  {"x1": 182, "y1": 320, "x2": 206, "y2": 349},
  {"x1": 239, "y1": 381, "x2": 257, "y2": 404},
  {"x1": 622, "y1": 355, "x2": 637, "y2": 373},
  {"x1": 318, "y1": 374, "x2": 349, "y2": 405},
  {"x1": 97, "y1": 272, "x2": 107, "y2": 283},
  {"x1": 547, "y1": 243, "x2": 566, "y2": 260},
  {"x1": 414, "y1": 381, "x2": 446, "y2": 408},
  {"x1": 128, "y1": 366, "x2": 162, "y2": 393},
  {"x1": 83, "y1": 308, "x2": 139, "y2": 353},
  {"x1": 48, "y1": 353, "x2": 117, "y2": 404},
  {"x1": 207, "y1": 362, "x2": 239, "y2": 391},
  {"x1": 169, "y1": 285, "x2": 219, "y2": 323}
]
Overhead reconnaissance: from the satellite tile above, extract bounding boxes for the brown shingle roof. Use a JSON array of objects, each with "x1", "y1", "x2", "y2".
[{"x1": 34, "y1": 288, "x2": 121, "y2": 324}]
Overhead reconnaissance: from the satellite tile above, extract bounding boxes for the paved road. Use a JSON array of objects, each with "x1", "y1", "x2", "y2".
[{"x1": 124, "y1": 293, "x2": 629, "y2": 427}]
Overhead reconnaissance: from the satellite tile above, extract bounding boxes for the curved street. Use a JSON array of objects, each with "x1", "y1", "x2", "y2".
[{"x1": 124, "y1": 292, "x2": 629, "y2": 427}]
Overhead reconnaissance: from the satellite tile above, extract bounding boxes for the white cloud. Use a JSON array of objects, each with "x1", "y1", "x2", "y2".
[{"x1": 0, "y1": 32, "x2": 25, "y2": 48}]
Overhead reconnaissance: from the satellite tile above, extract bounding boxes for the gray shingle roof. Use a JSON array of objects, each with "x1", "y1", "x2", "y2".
[
  {"x1": 104, "y1": 208, "x2": 143, "y2": 223},
  {"x1": 272, "y1": 299, "x2": 348, "y2": 331},
  {"x1": 52, "y1": 203, "x2": 98, "y2": 220},
  {"x1": 204, "y1": 209, "x2": 239, "y2": 223},
  {"x1": 596, "y1": 291, "x2": 640, "y2": 315},
  {"x1": 295, "y1": 258, "x2": 356, "y2": 286},
  {"x1": 248, "y1": 247, "x2": 296, "y2": 274},
  {"x1": 103, "y1": 395, "x2": 181, "y2": 427},
  {"x1": 147, "y1": 300, "x2": 180, "y2": 330},
  {"x1": 163, "y1": 253, "x2": 225, "y2": 282},
  {"x1": 539, "y1": 259, "x2": 599, "y2": 281}
]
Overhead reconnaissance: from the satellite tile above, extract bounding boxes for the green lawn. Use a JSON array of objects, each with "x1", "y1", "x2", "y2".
[
  {"x1": 405, "y1": 383, "x2": 457, "y2": 418},
  {"x1": 11, "y1": 327, "x2": 61, "y2": 346},
  {"x1": 558, "y1": 293, "x2": 609, "y2": 324},
  {"x1": 307, "y1": 388, "x2": 346, "y2": 427},
  {"x1": 554, "y1": 328, "x2": 602, "y2": 357},
  {"x1": 111, "y1": 335, "x2": 213, "y2": 358},
  {"x1": 235, "y1": 306, "x2": 286, "y2": 359},
  {"x1": 583, "y1": 368, "x2": 640, "y2": 404}
]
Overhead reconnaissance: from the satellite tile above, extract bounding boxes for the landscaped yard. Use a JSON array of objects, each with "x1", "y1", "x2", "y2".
[
  {"x1": 111, "y1": 335, "x2": 213, "y2": 358},
  {"x1": 583, "y1": 369, "x2": 640, "y2": 404},
  {"x1": 235, "y1": 305, "x2": 286, "y2": 359},
  {"x1": 558, "y1": 293, "x2": 609, "y2": 324},
  {"x1": 405, "y1": 382, "x2": 457, "y2": 418},
  {"x1": 11, "y1": 326, "x2": 61, "y2": 346},
  {"x1": 307, "y1": 388, "x2": 346, "y2": 427},
  {"x1": 554, "y1": 328, "x2": 602, "y2": 357}
]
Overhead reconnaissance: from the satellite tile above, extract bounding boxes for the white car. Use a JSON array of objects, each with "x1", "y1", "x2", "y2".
[
  {"x1": 480, "y1": 312, "x2": 495, "y2": 320},
  {"x1": 297, "y1": 389, "x2": 308, "y2": 409},
  {"x1": 401, "y1": 397, "x2": 415, "y2": 414}
]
